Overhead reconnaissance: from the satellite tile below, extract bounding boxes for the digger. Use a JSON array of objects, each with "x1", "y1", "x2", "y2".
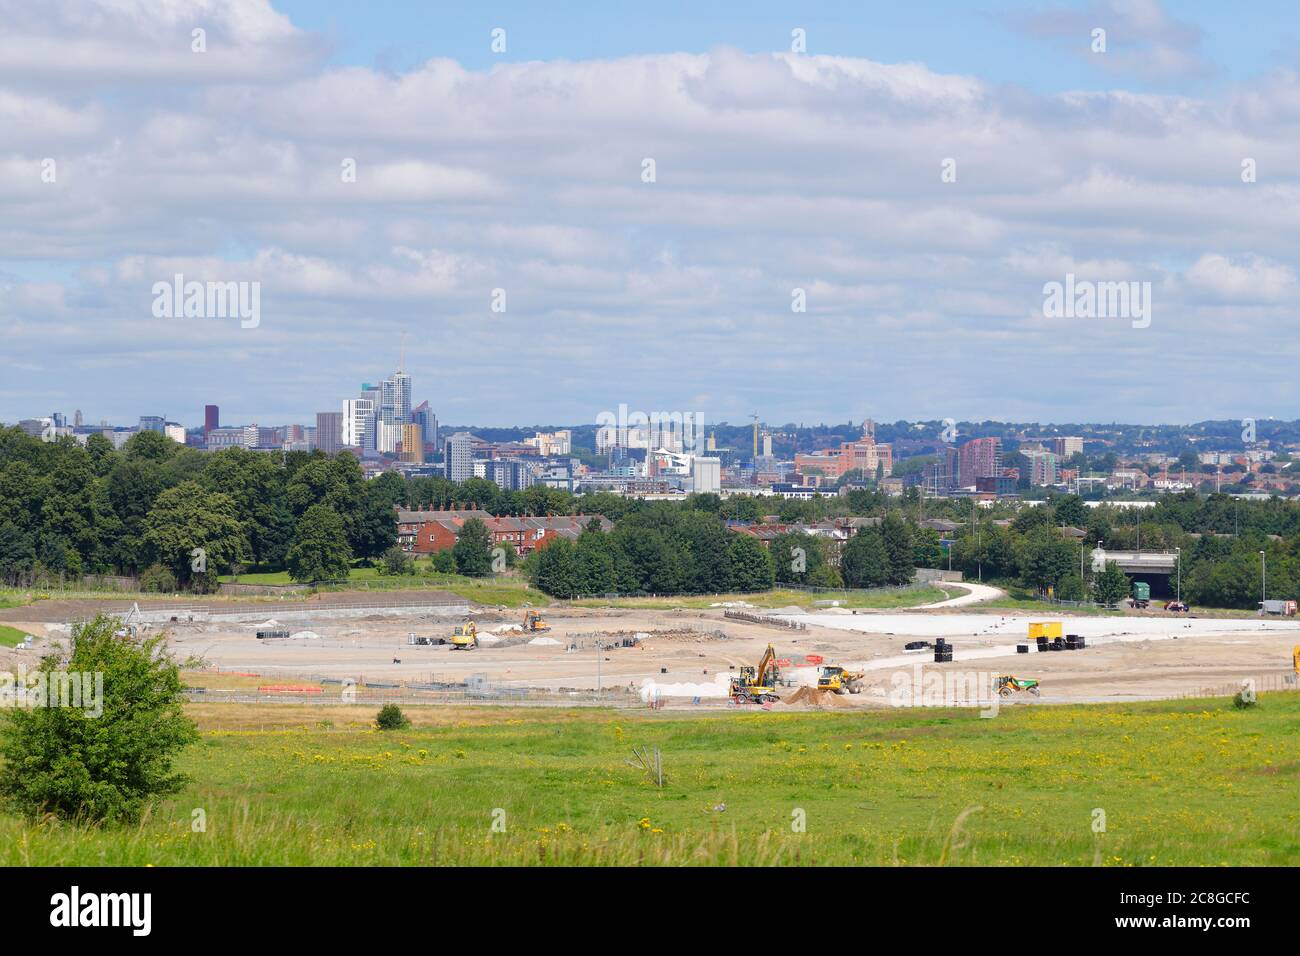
[
  {"x1": 523, "y1": 610, "x2": 551, "y2": 633},
  {"x1": 730, "y1": 644, "x2": 781, "y2": 704},
  {"x1": 817, "y1": 664, "x2": 864, "y2": 695},
  {"x1": 449, "y1": 621, "x2": 478, "y2": 651}
]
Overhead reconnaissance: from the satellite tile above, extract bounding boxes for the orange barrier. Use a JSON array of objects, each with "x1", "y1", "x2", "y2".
[{"x1": 257, "y1": 685, "x2": 323, "y2": 694}]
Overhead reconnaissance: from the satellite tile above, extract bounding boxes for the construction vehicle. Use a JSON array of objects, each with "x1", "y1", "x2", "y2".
[
  {"x1": 1131, "y1": 581, "x2": 1151, "y2": 609},
  {"x1": 817, "y1": 664, "x2": 864, "y2": 695},
  {"x1": 1164, "y1": 600, "x2": 1189, "y2": 613},
  {"x1": 994, "y1": 675, "x2": 1041, "y2": 698},
  {"x1": 449, "y1": 621, "x2": 478, "y2": 650},
  {"x1": 730, "y1": 644, "x2": 781, "y2": 704},
  {"x1": 523, "y1": 610, "x2": 551, "y2": 633}
]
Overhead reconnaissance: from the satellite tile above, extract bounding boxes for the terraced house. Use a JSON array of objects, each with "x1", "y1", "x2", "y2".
[{"x1": 395, "y1": 509, "x2": 612, "y2": 557}]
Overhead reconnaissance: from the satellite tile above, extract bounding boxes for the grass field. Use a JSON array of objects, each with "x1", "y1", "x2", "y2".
[
  {"x1": 568, "y1": 584, "x2": 951, "y2": 610},
  {"x1": 0, "y1": 625, "x2": 31, "y2": 647},
  {"x1": 2, "y1": 694, "x2": 1296, "y2": 866}
]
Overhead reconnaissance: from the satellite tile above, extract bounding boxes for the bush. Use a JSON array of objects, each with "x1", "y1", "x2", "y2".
[
  {"x1": 139, "y1": 563, "x2": 178, "y2": 593},
  {"x1": 375, "y1": 704, "x2": 410, "y2": 730},
  {"x1": 379, "y1": 545, "x2": 413, "y2": 576},
  {"x1": 0, "y1": 615, "x2": 198, "y2": 823}
]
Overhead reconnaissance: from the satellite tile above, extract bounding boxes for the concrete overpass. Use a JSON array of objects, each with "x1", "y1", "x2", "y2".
[{"x1": 1091, "y1": 548, "x2": 1178, "y2": 575}]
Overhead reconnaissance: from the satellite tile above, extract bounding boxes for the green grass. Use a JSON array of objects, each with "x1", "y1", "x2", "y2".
[
  {"x1": 0, "y1": 625, "x2": 31, "y2": 647},
  {"x1": 2, "y1": 694, "x2": 1296, "y2": 865},
  {"x1": 568, "y1": 585, "x2": 951, "y2": 610}
]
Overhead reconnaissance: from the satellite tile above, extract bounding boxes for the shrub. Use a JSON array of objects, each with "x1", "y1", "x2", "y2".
[
  {"x1": 379, "y1": 545, "x2": 413, "y2": 576},
  {"x1": 0, "y1": 615, "x2": 198, "y2": 824},
  {"x1": 139, "y1": 563, "x2": 178, "y2": 593},
  {"x1": 375, "y1": 704, "x2": 410, "y2": 730}
]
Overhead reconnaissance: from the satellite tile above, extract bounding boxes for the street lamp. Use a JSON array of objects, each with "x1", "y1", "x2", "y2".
[
  {"x1": 1260, "y1": 550, "x2": 1267, "y2": 604},
  {"x1": 1175, "y1": 547, "x2": 1181, "y2": 603}
]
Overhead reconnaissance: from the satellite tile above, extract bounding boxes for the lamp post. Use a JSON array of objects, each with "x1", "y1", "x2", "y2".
[
  {"x1": 1175, "y1": 547, "x2": 1181, "y2": 603},
  {"x1": 1260, "y1": 550, "x2": 1267, "y2": 604}
]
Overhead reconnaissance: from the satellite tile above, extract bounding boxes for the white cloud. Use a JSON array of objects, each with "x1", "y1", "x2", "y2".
[{"x1": 0, "y1": 0, "x2": 1297, "y2": 425}]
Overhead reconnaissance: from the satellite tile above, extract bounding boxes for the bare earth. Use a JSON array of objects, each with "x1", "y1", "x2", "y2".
[{"x1": 6, "y1": 596, "x2": 1298, "y2": 708}]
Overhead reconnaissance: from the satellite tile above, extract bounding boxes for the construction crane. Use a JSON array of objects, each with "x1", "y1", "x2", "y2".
[{"x1": 730, "y1": 644, "x2": 781, "y2": 703}]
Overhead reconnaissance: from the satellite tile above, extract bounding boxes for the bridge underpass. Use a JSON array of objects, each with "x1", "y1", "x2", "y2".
[{"x1": 1091, "y1": 549, "x2": 1181, "y2": 599}]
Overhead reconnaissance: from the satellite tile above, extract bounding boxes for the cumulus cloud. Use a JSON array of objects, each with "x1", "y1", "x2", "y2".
[{"x1": 0, "y1": 0, "x2": 1296, "y2": 425}]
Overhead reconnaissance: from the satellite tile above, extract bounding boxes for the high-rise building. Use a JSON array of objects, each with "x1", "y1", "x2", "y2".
[
  {"x1": 444, "y1": 432, "x2": 475, "y2": 483},
  {"x1": 139, "y1": 415, "x2": 166, "y2": 434},
  {"x1": 412, "y1": 402, "x2": 437, "y2": 454},
  {"x1": 1025, "y1": 450, "x2": 1060, "y2": 486},
  {"x1": 957, "y1": 437, "x2": 1001, "y2": 489},
  {"x1": 379, "y1": 369, "x2": 411, "y2": 431},
  {"x1": 316, "y1": 412, "x2": 343, "y2": 455},
  {"x1": 73, "y1": 409, "x2": 83, "y2": 427},
  {"x1": 400, "y1": 423, "x2": 424, "y2": 464},
  {"x1": 342, "y1": 396, "x2": 375, "y2": 450},
  {"x1": 524, "y1": 430, "x2": 572, "y2": 456},
  {"x1": 204, "y1": 405, "x2": 219, "y2": 437},
  {"x1": 1053, "y1": 436, "x2": 1084, "y2": 460},
  {"x1": 692, "y1": 457, "x2": 721, "y2": 493}
]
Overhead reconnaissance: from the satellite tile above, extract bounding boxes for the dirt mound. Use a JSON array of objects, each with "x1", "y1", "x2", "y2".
[{"x1": 778, "y1": 686, "x2": 858, "y2": 710}]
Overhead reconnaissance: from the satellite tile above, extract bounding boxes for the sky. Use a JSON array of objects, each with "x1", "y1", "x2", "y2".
[{"x1": 2, "y1": 0, "x2": 1300, "y2": 429}]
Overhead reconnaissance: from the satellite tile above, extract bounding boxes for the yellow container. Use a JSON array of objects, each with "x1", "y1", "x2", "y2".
[{"x1": 1028, "y1": 622, "x2": 1063, "y2": 640}]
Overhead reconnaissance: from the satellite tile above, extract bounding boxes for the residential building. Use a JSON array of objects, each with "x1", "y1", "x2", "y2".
[
  {"x1": 444, "y1": 432, "x2": 475, "y2": 483},
  {"x1": 524, "y1": 430, "x2": 572, "y2": 456},
  {"x1": 315, "y1": 412, "x2": 343, "y2": 454},
  {"x1": 400, "y1": 423, "x2": 424, "y2": 464},
  {"x1": 1053, "y1": 436, "x2": 1084, "y2": 459},
  {"x1": 957, "y1": 437, "x2": 1001, "y2": 488},
  {"x1": 396, "y1": 509, "x2": 611, "y2": 557}
]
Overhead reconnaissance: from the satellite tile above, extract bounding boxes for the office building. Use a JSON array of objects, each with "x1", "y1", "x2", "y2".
[
  {"x1": 316, "y1": 412, "x2": 343, "y2": 454},
  {"x1": 204, "y1": 405, "x2": 219, "y2": 437},
  {"x1": 692, "y1": 457, "x2": 721, "y2": 493}
]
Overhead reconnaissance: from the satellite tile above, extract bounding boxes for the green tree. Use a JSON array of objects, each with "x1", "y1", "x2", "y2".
[
  {"x1": 727, "y1": 533, "x2": 775, "y2": 592},
  {"x1": 0, "y1": 615, "x2": 198, "y2": 823},
  {"x1": 379, "y1": 544, "x2": 413, "y2": 576},
  {"x1": 429, "y1": 549, "x2": 458, "y2": 574},
  {"x1": 880, "y1": 514, "x2": 916, "y2": 585},
  {"x1": 142, "y1": 481, "x2": 245, "y2": 591},
  {"x1": 1017, "y1": 529, "x2": 1077, "y2": 594},
  {"x1": 533, "y1": 537, "x2": 582, "y2": 598},
  {"x1": 841, "y1": 527, "x2": 890, "y2": 588},
  {"x1": 453, "y1": 517, "x2": 495, "y2": 576},
  {"x1": 1093, "y1": 562, "x2": 1131, "y2": 607},
  {"x1": 1051, "y1": 494, "x2": 1087, "y2": 528},
  {"x1": 286, "y1": 505, "x2": 352, "y2": 583}
]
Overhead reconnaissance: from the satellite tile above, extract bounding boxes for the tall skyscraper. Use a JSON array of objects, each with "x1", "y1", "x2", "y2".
[
  {"x1": 204, "y1": 404, "x2": 219, "y2": 437},
  {"x1": 316, "y1": 412, "x2": 343, "y2": 455},
  {"x1": 379, "y1": 369, "x2": 411, "y2": 431},
  {"x1": 444, "y1": 432, "x2": 475, "y2": 483}
]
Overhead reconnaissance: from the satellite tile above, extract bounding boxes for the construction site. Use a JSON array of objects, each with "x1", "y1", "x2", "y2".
[{"x1": 3, "y1": 586, "x2": 1298, "y2": 711}]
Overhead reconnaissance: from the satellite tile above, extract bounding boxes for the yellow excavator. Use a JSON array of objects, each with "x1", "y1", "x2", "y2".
[
  {"x1": 730, "y1": 644, "x2": 781, "y2": 704},
  {"x1": 817, "y1": 664, "x2": 865, "y2": 695},
  {"x1": 449, "y1": 621, "x2": 478, "y2": 651},
  {"x1": 523, "y1": 610, "x2": 551, "y2": 633}
]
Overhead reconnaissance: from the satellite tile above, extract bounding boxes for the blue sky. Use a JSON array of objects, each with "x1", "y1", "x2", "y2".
[
  {"x1": 277, "y1": 0, "x2": 1297, "y2": 92},
  {"x1": 2, "y1": 1, "x2": 1299, "y2": 429}
]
